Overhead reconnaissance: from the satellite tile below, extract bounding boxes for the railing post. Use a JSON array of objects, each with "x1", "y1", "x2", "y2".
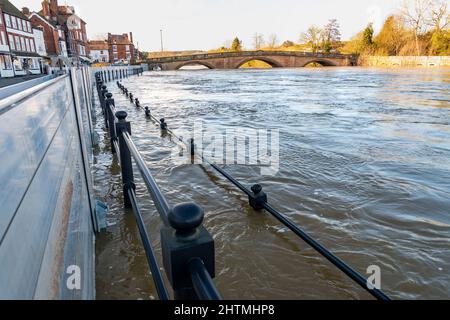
[
  {"x1": 160, "y1": 118, "x2": 168, "y2": 130},
  {"x1": 101, "y1": 86, "x2": 108, "y2": 128},
  {"x1": 115, "y1": 111, "x2": 135, "y2": 208},
  {"x1": 249, "y1": 184, "x2": 268, "y2": 210},
  {"x1": 105, "y1": 93, "x2": 117, "y2": 153},
  {"x1": 129, "y1": 93, "x2": 134, "y2": 103},
  {"x1": 145, "y1": 106, "x2": 151, "y2": 118},
  {"x1": 161, "y1": 203, "x2": 216, "y2": 300}
]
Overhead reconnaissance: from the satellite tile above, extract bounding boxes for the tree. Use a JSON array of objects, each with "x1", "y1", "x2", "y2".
[
  {"x1": 321, "y1": 19, "x2": 342, "y2": 52},
  {"x1": 231, "y1": 37, "x2": 243, "y2": 51},
  {"x1": 281, "y1": 40, "x2": 295, "y2": 47},
  {"x1": 268, "y1": 34, "x2": 279, "y2": 48},
  {"x1": 362, "y1": 23, "x2": 375, "y2": 48},
  {"x1": 400, "y1": 0, "x2": 432, "y2": 55},
  {"x1": 429, "y1": 29, "x2": 450, "y2": 54},
  {"x1": 428, "y1": 0, "x2": 449, "y2": 31},
  {"x1": 374, "y1": 15, "x2": 408, "y2": 55},
  {"x1": 300, "y1": 25, "x2": 322, "y2": 53},
  {"x1": 253, "y1": 33, "x2": 265, "y2": 49}
]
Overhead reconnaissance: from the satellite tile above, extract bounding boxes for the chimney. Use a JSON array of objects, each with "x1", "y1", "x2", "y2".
[
  {"x1": 49, "y1": 0, "x2": 58, "y2": 22},
  {"x1": 129, "y1": 32, "x2": 133, "y2": 44},
  {"x1": 22, "y1": 7, "x2": 30, "y2": 16},
  {"x1": 49, "y1": 0, "x2": 58, "y2": 15},
  {"x1": 42, "y1": 0, "x2": 50, "y2": 19}
]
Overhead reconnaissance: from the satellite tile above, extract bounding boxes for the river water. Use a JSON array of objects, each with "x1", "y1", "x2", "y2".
[{"x1": 94, "y1": 67, "x2": 450, "y2": 300}]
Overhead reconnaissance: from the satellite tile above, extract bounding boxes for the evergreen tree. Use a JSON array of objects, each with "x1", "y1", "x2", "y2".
[
  {"x1": 362, "y1": 23, "x2": 374, "y2": 48},
  {"x1": 231, "y1": 37, "x2": 243, "y2": 51}
]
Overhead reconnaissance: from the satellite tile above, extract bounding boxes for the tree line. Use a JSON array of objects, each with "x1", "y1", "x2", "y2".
[
  {"x1": 215, "y1": 0, "x2": 448, "y2": 56},
  {"x1": 343, "y1": 0, "x2": 449, "y2": 55}
]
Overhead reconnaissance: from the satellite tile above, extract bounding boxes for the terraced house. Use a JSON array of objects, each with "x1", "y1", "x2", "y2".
[
  {"x1": 0, "y1": 0, "x2": 42, "y2": 78},
  {"x1": 23, "y1": 6, "x2": 68, "y2": 67},
  {"x1": 108, "y1": 32, "x2": 135, "y2": 64},
  {"x1": 36, "y1": 0, "x2": 89, "y2": 64}
]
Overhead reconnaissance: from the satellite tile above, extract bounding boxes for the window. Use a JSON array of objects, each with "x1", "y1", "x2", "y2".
[
  {"x1": 113, "y1": 52, "x2": 118, "y2": 61},
  {"x1": 8, "y1": 35, "x2": 15, "y2": 50},
  {"x1": 58, "y1": 30, "x2": 62, "y2": 38},
  {"x1": 27, "y1": 21, "x2": 31, "y2": 33},
  {"x1": 22, "y1": 20, "x2": 27, "y2": 33},
  {"x1": 11, "y1": 16, "x2": 17, "y2": 29},
  {"x1": 30, "y1": 58, "x2": 39, "y2": 70},
  {"x1": 0, "y1": 15, "x2": 2, "y2": 25},
  {"x1": 1, "y1": 31, "x2": 6, "y2": 45},
  {"x1": 0, "y1": 55, "x2": 13, "y2": 70},
  {"x1": 126, "y1": 45, "x2": 130, "y2": 52},
  {"x1": 17, "y1": 19, "x2": 22, "y2": 31},
  {"x1": 113, "y1": 45, "x2": 117, "y2": 51},
  {"x1": 15, "y1": 36, "x2": 21, "y2": 51},
  {"x1": 25, "y1": 38, "x2": 30, "y2": 52},
  {"x1": 4, "y1": 14, "x2": 11, "y2": 28},
  {"x1": 30, "y1": 39, "x2": 35, "y2": 52},
  {"x1": 13, "y1": 58, "x2": 22, "y2": 71}
]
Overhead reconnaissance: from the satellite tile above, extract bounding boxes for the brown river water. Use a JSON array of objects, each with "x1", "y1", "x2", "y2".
[{"x1": 94, "y1": 67, "x2": 450, "y2": 300}]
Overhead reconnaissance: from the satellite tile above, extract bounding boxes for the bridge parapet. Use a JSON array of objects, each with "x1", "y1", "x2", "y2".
[{"x1": 148, "y1": 50, "x2": 356, "y2": 64}]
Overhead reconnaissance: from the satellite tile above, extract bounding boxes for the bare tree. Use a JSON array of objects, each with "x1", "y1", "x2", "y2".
[
  {"x1": 400, "y1": 0, "x2": 432, "y2": 55},
  {"x1": 268, "y1": 34, "x2": 279, "y2": 48},
  {"x1": 300, "y1": 25, "x2": 322, "y2": 53},
  {"x1": 321, "y1": 19, "x2": 342, "y2": 52},
  {"x1": 253, "y1": 33, "x2": 265, "y2": 50},
  {"x1": 428, "y1": 0, "x2": 450, "y2": 31}
]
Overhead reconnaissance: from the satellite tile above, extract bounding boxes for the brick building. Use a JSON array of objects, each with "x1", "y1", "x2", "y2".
[
  {"x1": 36, "y1": 0, "x2": 89, "y2": 64},
  {"x1": 24, "y1": 5, "x2": 68, "y2": 66},
  {"x1": 0, "y1": 0, "x2": 42, "y2": 78},
  {"x1": 88, "y1": 40, "x2": 109, "y2": 63},
  {"x1": 108, "y1": 32, "x2": 135, "y2": 64}
]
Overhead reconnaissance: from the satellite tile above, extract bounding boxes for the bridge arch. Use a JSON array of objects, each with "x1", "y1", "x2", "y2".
[
  {"x1": 174, "y1": 60, "x2": 216, "y2": 70},
  {"x1": 302, "y1": 58, "x2": 338, "y2": 67},
  {"x1": 234, "y1": 57, "x2": 283, "y2": 69}
]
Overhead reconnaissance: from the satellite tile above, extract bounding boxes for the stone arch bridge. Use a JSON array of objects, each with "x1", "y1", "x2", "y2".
[{"x1": 147, "y1": 51, "x2": 357, "y2": 70}]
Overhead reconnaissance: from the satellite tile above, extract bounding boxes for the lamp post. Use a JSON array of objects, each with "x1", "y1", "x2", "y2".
[{"x1": 160, "y1": 29, "x2": 164, "y2": 53}]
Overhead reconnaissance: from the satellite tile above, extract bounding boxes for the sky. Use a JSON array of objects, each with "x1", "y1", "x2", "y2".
[{"x1": 13, "y1": 0, "x2": 403, "y2": 51}]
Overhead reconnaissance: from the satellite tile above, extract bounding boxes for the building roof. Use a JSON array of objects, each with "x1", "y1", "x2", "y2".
[
  {"x1": 89, "y1": 40, "x2": 108, "y2": 51},
  {"x1": 30, "y1": 12, "x2": 58, "y2": 29},
  {"x1": 108, "y1": 33, "x2": 133, "y2": 45},
  {"x1": 0, "y1": 0, "x2": 29, "y2": 20},
  {"x1": 37, "y1": 5, "x2": 86, "y2": 27}
]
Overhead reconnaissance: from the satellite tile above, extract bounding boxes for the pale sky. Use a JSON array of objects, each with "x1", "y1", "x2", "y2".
[{"x1": 13, "y1": 0, "x2": 403, "y2": 51}]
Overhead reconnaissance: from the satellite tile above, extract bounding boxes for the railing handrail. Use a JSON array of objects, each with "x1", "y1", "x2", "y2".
[
  {"x1": 117, "y1": 81, "x2": 391, "y2": 301},
  {"x1": 127, "y1": 187, "x2": 170, "y2": 300},
  {"x1": 189, "y1": 258, "x2": 222, "y2": 301},
  {"x1": 95, "y1": 69, "x2": 221, "y2": 301},
  {"x1": 122, "y1": 131, "x2": 171, "y2": 226}
]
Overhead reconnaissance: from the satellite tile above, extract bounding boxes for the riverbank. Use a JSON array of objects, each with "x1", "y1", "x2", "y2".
[{"x1": 359, "y1": 56, "x2": 450, "y2": 68}]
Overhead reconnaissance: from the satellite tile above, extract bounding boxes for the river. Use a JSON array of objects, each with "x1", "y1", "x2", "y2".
[{"x1": 94, "y1": 67, "x2": 450, "y2": 300}]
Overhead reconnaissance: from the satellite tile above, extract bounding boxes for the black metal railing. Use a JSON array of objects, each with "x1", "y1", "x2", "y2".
[
  {"x1": 94, "y1": 71, "x2": 222, "y2": 301},
  {"x1": 112, "y1": 79, "x2": 392, "y2": 301}
]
